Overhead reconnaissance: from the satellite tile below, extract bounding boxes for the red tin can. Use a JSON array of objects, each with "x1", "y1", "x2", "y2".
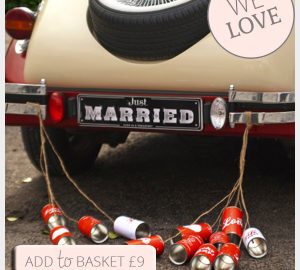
[
  {"x1": 126, "y1": 235, "x2": 164, "y2": 255},
  {"x1": 190, "y1": 244, "x2": 218, "y2": 270},
  {"x1": 49, "y1": 226, "x2": 76, "y2": 245},
  {"x1": 172, "y1": 223, "x2": 212, "y2": 243},
  {"x1": 169, "y1": 234, "x2": 204, "y2": 265},
  {"x1": 78, "y1": 216, "x2": 108, "y2": 244},
  {"x1": 41, "y1": 204, "x2": 66, "y2": 229},
  {"x1": 209, "y1": 232, "x2": 230, "y2": 251},
  {"x1": 222, "y1": 207, "x2": 243, "y2": 244},
  {"x1": 214, "y1": 243, "x2": 241, "y2": 270}
]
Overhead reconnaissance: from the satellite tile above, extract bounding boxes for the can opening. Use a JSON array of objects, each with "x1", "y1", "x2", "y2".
[
  {"x1": 169, "y1": 244, "x2": 188, "y2": 265},
  {"x1": 190, "y1": 255, "x2": 211, "y2": 270},
  {"x1": 48, "y1": 215, "x2": 66, "y2": 230},
  {"x1": 214, "y1": 255, "x2": 235, "y2": 270},
  {"x1": 135, "y1": 223, "x2": 151, "y2": 239},
  {"x1": 58, "y1": 236, "x2": 76, "y2": 245},
  {"x1": 227, "y1": 233, "x2": 240, "y2": 245},
  {"x1": 214, "y1": 243, "x2": 223, "y2": 251},
  {"x1": 248, "y1": 238, "x2": 267, "y2": 259},
  {"x1": 90, "y1": 224, "x2": 109, "y2": 244}
]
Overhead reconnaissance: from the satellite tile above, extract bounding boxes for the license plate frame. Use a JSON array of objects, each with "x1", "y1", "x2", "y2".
[{"x1": 77, "y1": 95, "x2": 203, "y2": 132}]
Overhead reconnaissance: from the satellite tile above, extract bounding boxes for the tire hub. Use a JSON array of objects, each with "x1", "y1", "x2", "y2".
[
  {"x1": 117, "y1": 0, "x2": 179, "y2": 7},
  {"x1": 98, "y1": 0, "x2": 193, "y2": 12}
]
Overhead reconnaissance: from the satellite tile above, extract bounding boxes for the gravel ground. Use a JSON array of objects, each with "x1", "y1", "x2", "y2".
[
  {"x1": 5, "y1": 34, "x2": 295, "y2": 270},
  {"x1": 5, "y1": 127, "x2": 295, "y2": 270}
]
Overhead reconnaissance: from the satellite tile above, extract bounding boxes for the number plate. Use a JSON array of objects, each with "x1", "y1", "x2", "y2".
[{"x1": 78, "y1": 95, "x2": 203, "y2": 132}]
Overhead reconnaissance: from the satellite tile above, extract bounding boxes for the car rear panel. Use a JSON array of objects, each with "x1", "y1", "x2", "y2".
[{"x1": 24, "y1": 0, "x2": 294, "y2": 92}]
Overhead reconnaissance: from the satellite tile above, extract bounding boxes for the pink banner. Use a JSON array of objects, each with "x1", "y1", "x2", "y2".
[{"x1": 14, "y1": 245, "x2": 156, "y2": 270}]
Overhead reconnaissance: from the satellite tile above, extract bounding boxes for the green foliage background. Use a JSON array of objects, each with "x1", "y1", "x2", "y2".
[{"x1": 5, "y1": 0, "x2": 41, "y2": 12}]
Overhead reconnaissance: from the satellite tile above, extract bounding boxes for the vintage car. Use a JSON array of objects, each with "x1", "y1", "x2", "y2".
[{"x1": 5, "y1": 0, "x2": 295, "y2": 175}]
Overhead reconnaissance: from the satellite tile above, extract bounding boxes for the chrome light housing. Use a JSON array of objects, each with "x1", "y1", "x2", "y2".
[{"x1": 210, "y1": 97, "x2": 227, "y2": 130}]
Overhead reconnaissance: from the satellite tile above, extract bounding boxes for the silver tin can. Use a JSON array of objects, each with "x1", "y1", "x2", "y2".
[
  {"x1": 242, "y1": 227, "x2": 267, "y2": 258},
  {"x1": 114, "y1": 216, "x2": 150, "y2": 240}
]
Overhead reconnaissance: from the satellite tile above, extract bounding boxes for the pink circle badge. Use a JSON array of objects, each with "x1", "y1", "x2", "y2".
[{"x1": 208, "y1": 0, "x2": 294, "y2": 58}]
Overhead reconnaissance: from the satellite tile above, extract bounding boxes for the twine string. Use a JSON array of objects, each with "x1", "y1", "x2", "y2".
[
  {"x1": 28, "y1": 102, "x2": 115, "y2": 224},
  {"x1": 238, "y1": 112, "x2": 253, "y2": 231},
  {"x1": 29, "y1": 101, "x2": 253, "y2": 241},
  {"x1": 212, "y1": 180, "x2": 240, "y2": 230},
  {"x1": 37, "y1": 106, "x2": 54, "y2": 206},
  {"x1": 165, "y1": 112, "x2": 253, "y2": 243},
  {"x1": 37, "y1": 108, "x2": 78, "y2": 223},
  {"x1": 215, "y1": 112, "x2": 253, "y2": 232},
  {"x1": 41, "y1": 124, "x2": 115, "y2": 224}
]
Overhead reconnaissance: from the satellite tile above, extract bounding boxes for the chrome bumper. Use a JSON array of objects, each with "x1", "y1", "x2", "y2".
[
  {"x1": 5, "y1": 81, "x2": 295, "y2": 128},
  {"x1": 5, "y1": 80, "x2": 47, "y2": 119},
  {"x1": 228, "y1": 85, "x2": 295, "y2": 127}
]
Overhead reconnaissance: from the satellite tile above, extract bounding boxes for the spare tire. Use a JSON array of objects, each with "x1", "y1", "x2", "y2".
[{"x1": 88, "y1": 0, "x2": 210, "y2": 60}]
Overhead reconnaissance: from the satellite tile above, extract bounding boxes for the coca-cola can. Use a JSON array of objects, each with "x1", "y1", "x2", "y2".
[
  {"x1": 126, "y1": 235, "x2": 164, "y2": 255},
  {"x1": 243, "y1": 227, "x2": 267, "y2": 258},
  {"x1": 190, "y1": 244, "x2": 218, "y2": 270},
  {"x1": 78, "y1": 216, "x2": 109, "y2": 244},
  {"x1": 209, "y1": 232, "x2": 230, "y2": 251},
  {"x1": 171, "y1": 223, "x2": 212, "y2": 243},
  {"x1": 214, "y1": 243, "x2": 241, "y2": 270},
  {"x1": 41, "y1": 204, "x2": 66, "y2": 229},
  {"x1": 49, "y1": 226, "x2": 76, "y2": 245},
  {"x1": 114, "y1": 216, "x2": 150, "y2": 240},
  {"x1": 222, "y1": 207, "x2": 243, "y2": 244},
  {"x1": 169, "y1": 234, "x2": 204, "y2": 265}
]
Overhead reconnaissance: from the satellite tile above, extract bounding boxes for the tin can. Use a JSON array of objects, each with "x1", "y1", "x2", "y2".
[
  {"x1": 49, "y1": 226, "x2": 76, "y2": 245},
  {"x1": 243, "y1": 227, "x2": 267, "y2": 258},
  {"x1": 222, "y1": 207, "x2": 243, "y2": 244},
  {"x1": 190, "y1": 244, "x2": 218, "y2": 270},
  {"x1": 209, "y1": 232, "x2": 230, "y2": 251},
  {"x1": 169, "y1": 234, "x2": 204, "y2": 265},
  {"x1": 114, "y1": 216, "x2": 150, "y2": 240},
  {"x1": 78, "y1": 216, "x2": 109, "y2": 244},
  {"x1": 126, "y1": 235, "x2": 164, "y2": 255},
  {"x1": 41, "y1": 204, "x2": 66, "y2": 229},
  {"x1": 214, "y1": 243, "x2": 240, "y2": 270},
  {"x1": 171, "y1": 223, "x2": 212, "y2": 243}
]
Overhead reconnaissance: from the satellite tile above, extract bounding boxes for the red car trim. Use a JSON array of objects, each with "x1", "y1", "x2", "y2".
[{"x1": 5, "y1": 39, "x2": 26, "y2": 83}]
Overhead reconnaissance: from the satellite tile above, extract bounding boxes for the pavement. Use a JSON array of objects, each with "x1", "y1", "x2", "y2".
[
  {"x1": 6, "y1": 126, "x2": 295, "y2": 270},
  {"x1": 5, "y1": 35, "x2": 295, "y2": 270}
]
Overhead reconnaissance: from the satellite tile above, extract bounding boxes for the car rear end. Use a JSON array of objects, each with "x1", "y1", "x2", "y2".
[{"x1": 5, "y1": 0, "x2": 295, "y2": 138}]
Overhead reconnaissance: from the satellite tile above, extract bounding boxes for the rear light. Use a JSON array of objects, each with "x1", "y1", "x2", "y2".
[
  {"x1": 49, "y1": 92, "x2": 65, "y2": 123},
  {"x1": 5, "y1": 7, "x2": 35, "y2": 40}
]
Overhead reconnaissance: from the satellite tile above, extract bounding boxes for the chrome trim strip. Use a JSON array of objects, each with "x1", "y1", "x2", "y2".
[
  {"x1": 5, "y1": 81, "x2": 46, "y2": 95},
  {"x1": 229, "y1": 85, "x2": 295, "y2": 104},
  {"x1": 229, "y1": 111, "x2": 295, "y2": 128},
  {"x1": 15, "y1": 40, "x2": 29, "y2": 55},
  {"x1": 5, "y1": 103, "x2": 46, "y2": 119}
]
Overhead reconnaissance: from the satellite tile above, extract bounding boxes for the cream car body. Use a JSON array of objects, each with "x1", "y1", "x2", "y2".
[{"x1": 24, "y1": 0, "x2": 295, "y2": 92}]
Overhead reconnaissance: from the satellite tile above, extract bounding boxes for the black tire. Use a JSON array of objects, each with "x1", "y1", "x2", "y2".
[
  {"x1": 88, "y1": 0, "x2": 210, "y2": 60},
  {"x1": 21, "y1": 127, "x2": 102, "y2": 176}
]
